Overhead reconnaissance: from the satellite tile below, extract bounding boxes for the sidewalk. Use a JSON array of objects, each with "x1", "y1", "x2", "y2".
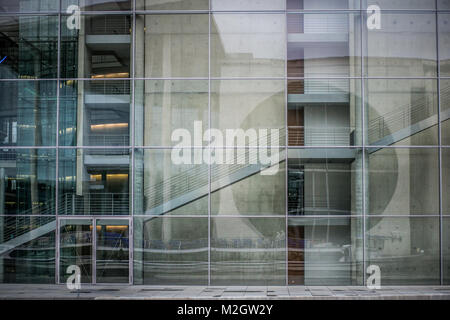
[{"x1": 0, "y1": 284, "x2": 450, "y2": 300}]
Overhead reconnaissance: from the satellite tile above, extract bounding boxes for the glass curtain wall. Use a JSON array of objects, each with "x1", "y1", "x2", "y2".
[{"x1": 0, "y1": 0, "x2": 448, "y2": 286}]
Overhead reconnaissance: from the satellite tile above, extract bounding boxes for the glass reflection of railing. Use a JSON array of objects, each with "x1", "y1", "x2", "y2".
[
  {"x1": 87, "y1": 15, "x2": 131, "y2": 35},
  {"x1": 288, "y1": 126, "x2": 350, "y2": 146},
  {"x1": 1, "y1": 216, "x2": 55, "y2": 242},
  {"x1": 60, "y1": 193, "x2": 129, "y2": 215},
  {"x1": 87, "y1": 134, "x2": 130, "y2": 147},
  {"x1": 87, "y1": 81, "x2": 130, "y2": 95}
]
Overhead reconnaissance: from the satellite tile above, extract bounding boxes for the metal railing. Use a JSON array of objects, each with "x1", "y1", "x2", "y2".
[
  {"x1": 59, "y1": 193, "x2": 129, "y2": 215},
  {"x1": 87, "y1": 81, "x2": 131, "y2": 95},
  {"x1": 288, "y1": 126, "x2": 350, "y2": 146},
  {"x1": 87, "y1": 134, "x2": 130, "y2": 147},
  {"x1": 87, "y1": 15, "x2": 131, "y2": 35}
]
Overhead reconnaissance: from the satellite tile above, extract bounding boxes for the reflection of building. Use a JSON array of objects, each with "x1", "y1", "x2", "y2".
[{"x1": 0, "y1": 0, "x2": 449, "y2": 287}]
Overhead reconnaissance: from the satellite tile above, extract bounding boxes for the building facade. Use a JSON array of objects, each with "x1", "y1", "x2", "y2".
[{"x1": 0, "y1": 0, "x2": 449, "y2": 286}]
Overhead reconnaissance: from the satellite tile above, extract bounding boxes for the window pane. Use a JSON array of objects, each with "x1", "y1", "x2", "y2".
[
  {"x1": 444, "y1": 148, "x2": 450, "y2": 215},
  {"x1": 211, "y1": 0, "x2": 284, "y2": 10},
  {"x1": 136, "y1": 0, "x2": 208, "y2": 10},
  {"x1": 211, "y1": 80, "x2": 285, "y2": 143},
  {"x1": 136, "y1": 14, "x2": 208, "y2": 78},
  {"x1": 440, "y1": 14, "x2": 450, "y2": 77},
  {"x1": 362, "y1": 0, "x2": 435, "y2": 10},
  {"x1": 0, "y1": 16, "x2": 57, "y2": 79},
  {"x1": 134, "y1": 217, "x2": 208, "y2": 285},
  {"x1": 288, "y1": 217, "x2": 362, "y2": 285},
  {"x1": 288, "y1": 149, "x2": 362, "y2": 216},
  {"x1": 287, "y1": 0, "x2": 360, "y2": 10},
  {"x1": 211, "y1": 217, "x2": 285, "y2": 285},
  {"x1": 439, "y1": 0, "x2": 450, "y2": 10},
  {"x1": 444, "y1": 218, "x2": 450, "y2": 284},
  {"x1": 61, "y1": 15, "x2": 131, "y2": 79},
  {"x1": 62, "y1": 0, "x2": 131, "y2": 11},
  {"x1": 134, "y1": 149, "x2": 208, "y2": 216},
  {"x1": 0, "y1": 81, "x2": 57, "y2": 146},
  {"x1": 367, "y1": 217, "x2": 440, "y2": 285},
  {"x1": 211, "y1": 14, "x2": 285, "y2": 78},
  {"x1": 0, "y1": 216, "x2": 55, "y2": 283},
  {"x1": 443, "y1": 80, "x2": 450, "y2": 145},
  {"x1": 59, "y1": 148, "x2": 130, "y2": 215},
  {"x1": 135, "y1": 80, "x2": 208, "y2": 147},
  {"x1": 287, "y1": 13, "x2": 361, "y2": 77},
  {"x1": 0, "y1": 0, "x2": 58, "y2": 12},
  {"x1": 0, "y1": 149, "x2": 56, "y2": 215},
  {"x1": 367, "y1": 148, "x2": 439, "y2": 216},
  {"x1": 59, "y1": 80, "x2": 131, "y2": 147},
  {"x1": 366, "y1": 79, "x2": 438, "y2": 146},
  {"x1": 288, "y1": 80, "x2": 362, "y2": 147},
  {"x1": 364, "y1": 13, "x2": 437, "y2": 77}
]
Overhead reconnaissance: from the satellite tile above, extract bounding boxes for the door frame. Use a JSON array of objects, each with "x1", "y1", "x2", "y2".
[{"x1": 56, "y1": 216, "x2": 132, "y2": 285}]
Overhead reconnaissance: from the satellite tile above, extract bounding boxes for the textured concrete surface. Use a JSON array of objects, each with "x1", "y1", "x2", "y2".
[{"x1": 0, "y1": 284, "x2": 449, "y2": 300}]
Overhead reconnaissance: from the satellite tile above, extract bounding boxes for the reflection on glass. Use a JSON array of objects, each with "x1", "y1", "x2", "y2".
[
  {"x1": 366, "y1": 79, "x2": 438, "y2": 146},
  {"x1": 287, "y1": 0, "x2": 360, "y2": 10},
  {"x1": 61, "y1": 15, "x2": 131, "y2": 79},
  {"x1": 288, "y1": 149, "x2": 362, "y2": 216},
  {"x1": 59, "y1": 149, "x2": 130, "y2": 215},
  {"x1": 59, "y1": 80, "x2": 131, "y2": 147},
  {"x1": 288, "y1": 217, "x2": 362, "y2": 285},
  {"x1": 136, "y1": 0, "x2": 208, "y2": 10},
  {"x1": 0, "y1": 216, "x2": 55, "y2": 283},
  {"x1": 212, "y1": 0, "x2": 284, "y2": 10},
  {"x1": 134, "y1": 80, "x2": 208, "y2": 147},
  {"x1": 444, "y1": 149, "x2": 450, "y2": 215},
  {"x1": 62, "y1": 0, "x2": 131, "y2": 11},
  {"x1": 211, "y1": 14, "x2": 285, "y2": 78},
  {"x1": 0, "y1": 81, "x2": 57, "y2": 146},
  {"x1": 0, "y1": 16, "x2": 57, "y2": 79},
  {"x1": 367, "y1": 217, "x2": 440, "y2": 285},
  {"x1": 444, "y1": 218, "x2": 450, "y2": 284},
  {"x1": 96, "y1": 219, "x2": 129, "y2": 283},
  {"x1": 211, "y1": 80, "x2": 285, "y2": 140},
  {"x1": 443, "y1": 80, "x2": 450, "y2": 145},
  {"x1": 211, "y1": 217, "x2": 285, "y2": 285},
  {"x1": 367, "y1": 148, "x2": 439, "y2": 216},
  {"x1": 287, "y1": 13, "x2": 361, "y2": 77},
  {"x1": 0, "y1": 0, "x2": 58, "y2": 12},
  {"x1": 134, "y1": 149, "x2": 208, "y2": 216},
  {"x1": 134, "y1": 217, "x2": 208, "y2": 285},
  {"x1": 60, "y1": 219, "x2": 92, "y2": 283},
  {"x1": 439, "y1": 0, "x2": 450, "y2": 10},
  {"x1": 135, "y1": 14, "x2": 208, "y2": 78},
  {"x1": 364, "y1": 13, "x2": 437, "y2": 77},
  {"x1": 0, "y1": 149, "x2": 56, "y2": 215},
  {"x1": 363, "y1": 0, "x2": 435, "y2": 9}
]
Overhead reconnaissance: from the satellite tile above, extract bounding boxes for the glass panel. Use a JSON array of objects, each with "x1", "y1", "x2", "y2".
[
  {"x1": 0, "y1": 81, "x2": 57, "y2": 146},
  {"x1": 444, "y1": 218, "x2": 450, "y2": 284},
  {"x1": 134, "y1": 80, "x2": 208, "y2": 147},
  {"x1": 364, "y1": 13, "x2": 437, "y2": 77},
  {"x1": 287, "y1": 13, "x2": 361, "y2": 77},
  {"x1": 136, "y1": 0, "x2": 208, "y2": 10},
  {"x1": 439, "y1": 0, "x2": 450, "y2": 10},
  {"x1": 96, "y1": 219, "x2": 129, "y2": 283},
  {"x1": 288, "y1": 149, "x2": 362, "y2": 216},
  {"x1": 211, "y1": 151, "x2": 285, "y2": 216},
  {"x1": 61, "y1": 15, "x2": 131, "y2": 79},
  {"x1": 362, "y1": 0, "x2": 436, "y2": 10},
  {"x1": 134, "y1": 217, "x2": 208, "y2": 285},
  {"x1": 211, "y1": 0, "x2": 285, "y2": 10},
  {"x1": 134, "y1": 149, "x2": 208, "y2": 216},
  {"x1": 0, "y1": 16, "x2": 57, "y2": 79},
  {"x1": 444, "y1": 148, "x2": 450, "y2": 215},
  {"x1": 60, "y1": 219, "x2": 92, "y2": 284},
  {"x1": 211, "y1": 217, "x2": 286, "y2": 285},
  {"x1": 366, "y1": 79, "x2": 438, "y2": 146},
  {"x1": 288, "y1": 217, "x2": 362, "y2": 285},
  {"x1": 440, "y1": 15, "x2": 450, "y2": 77},
  {"x1": 59, "y1": 80, "x2": 131, "y2": 147},
  {"x1": 443, "y1": 80, "x2": 450, "y2": 146},
  {"x1": 0, "y1": 216, "x2": 55, "y2": 283},
  {"x1": 366, "y1": 217, "x2": 440, "y2": 285},
  {"x1": 211, "y1": 14, "x2": 285, "y2": 78},
  {"x1": 367, "y1": 148, "x2": 439, "y2": 216},
  {"x1": 135, "y1": 14, "x2": 208, "y2": 78},
  {"x1": 59, "y1": 148, "x2": 130, "y2": 215},
  {"x1": 62, "y1": 0, "x2": 131, "y2": 11},
  {"x1": 0, "y1": 149, "x2": 56, "y2": 215},
  {"x1": 0, "y1": 0, "x2": 58, "y2": 12},
  {"x1": 287, "y1": 0, "x2": 360, "y2": 10},
  {"x1": 211, "y1": 80, "x2": 285, "y2": 144},
  {"x1": 288, "y1": 80, "x2": 362, "y2": 146}
]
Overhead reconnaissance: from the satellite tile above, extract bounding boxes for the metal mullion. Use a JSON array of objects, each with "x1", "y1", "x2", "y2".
[
  {"x1": 93, "y1": 217, "x2": 97, "y2": 285},
  {"x1": 207, "y1": 8, "x2": 212, "y2": 287},
  {"x1": 361, "y1": 7, "x2": 367, "y2": 286},
  {"x1": 284, "y1": 3, "x2": 289, "y2": 287}
]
